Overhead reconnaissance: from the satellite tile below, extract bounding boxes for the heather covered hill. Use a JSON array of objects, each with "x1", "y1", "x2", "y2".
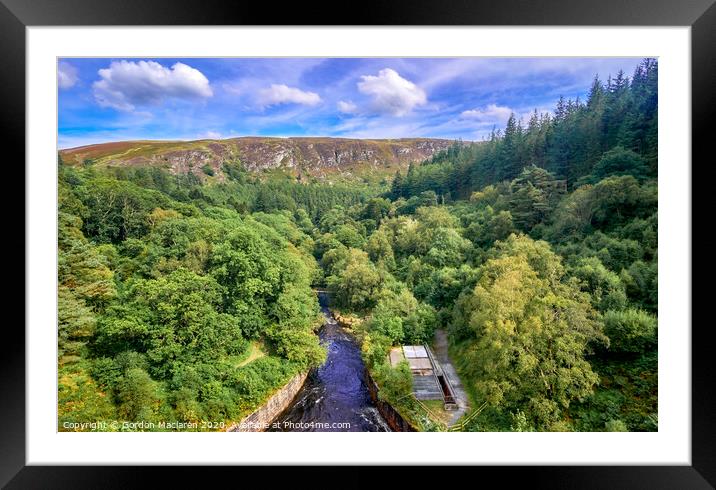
[{"x1": 59, "y1": 137, "x2": 456, "y2": 183}]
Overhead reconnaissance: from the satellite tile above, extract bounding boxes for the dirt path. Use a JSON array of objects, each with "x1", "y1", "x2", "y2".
[
  {"x1": 433, "y1": 329, "x2": 470, "y2": 426},
  {"x1": 236, "y1": 341, "x2": 266, "y2": 368}
]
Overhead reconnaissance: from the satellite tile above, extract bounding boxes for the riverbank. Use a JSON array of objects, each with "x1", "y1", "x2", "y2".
[
  {"x1": 364, "y1": 368, "x2": 418, "y2": 432},
  {"x1": 331, "y1": 307, "x2": 467, "y2": 432},
  {"x1": 331, "y1": 307, "x2": 426, "y2": 432},
  {"x1": 230, "y1": 300, "x2": 419, "y2": 433},
  {"x1": 263, "y1": 295, "x2": 390, "y2": 432},
  {"x1": 226, "y1": 371, "x2": 309, "y2": 432}
]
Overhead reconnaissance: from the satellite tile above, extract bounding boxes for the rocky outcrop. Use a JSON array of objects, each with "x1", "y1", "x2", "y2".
[
  {"x1": 233, "y1": 137, "x2": 452, "y2": 173},
  {"x1": 331, "y1": 310, "x2": 362, "y2": 330},
  {"x1": 60, "y1": 137, "x2": 457, "y2": 181}
]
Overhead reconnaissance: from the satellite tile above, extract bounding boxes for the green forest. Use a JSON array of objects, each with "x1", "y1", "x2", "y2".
[{"x1": 58, "y1": 58, "x2": 657, "y2": 432}]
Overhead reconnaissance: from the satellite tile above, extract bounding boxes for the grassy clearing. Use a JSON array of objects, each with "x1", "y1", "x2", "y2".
[
  {"x1": 421, "y1": 400, "x2": 455, "y2": 427},
  {"x1": 234, "y1": 341, "x2": 266, "y2": 368}
]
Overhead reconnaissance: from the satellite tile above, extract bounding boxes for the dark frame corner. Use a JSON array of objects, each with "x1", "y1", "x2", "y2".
[{"x1": 6, "y1": 0, "x2": 714, "y2": 487}]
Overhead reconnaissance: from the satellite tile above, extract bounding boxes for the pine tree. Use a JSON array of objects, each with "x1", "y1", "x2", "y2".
[
  {"x1": 498, "y1": 113, "x2": 524, "y2": 181},
  {"x1": 390, "y1": 170, "x2": 404, "y2": 199}
]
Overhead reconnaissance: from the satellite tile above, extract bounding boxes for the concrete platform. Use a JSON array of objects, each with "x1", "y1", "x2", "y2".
[{"x1": 412, "y1": 374, "x2": 443, "y2": 400}]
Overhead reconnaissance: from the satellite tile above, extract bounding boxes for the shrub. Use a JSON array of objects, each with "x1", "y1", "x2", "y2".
[{"x1": 603, "y1": 308, "x2": 657, "y2": 353}]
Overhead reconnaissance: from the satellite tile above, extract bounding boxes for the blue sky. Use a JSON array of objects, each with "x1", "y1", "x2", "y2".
[{"x1": 58, "y1": 57, "x2": 643, "y2": 149}]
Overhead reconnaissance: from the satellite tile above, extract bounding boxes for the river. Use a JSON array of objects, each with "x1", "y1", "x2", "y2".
[{"x1": 268, "y1": 292, "x2": 391, "y2": 432}]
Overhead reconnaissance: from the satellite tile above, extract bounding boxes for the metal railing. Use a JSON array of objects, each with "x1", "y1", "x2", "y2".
[
  {"x1": 393, "y1": 392, "x2": 490, "y2": 432},
  {"x1": 447, "y1": 401, "x2": 489, "y2": 432},
  {"x1": 424, "y1": 344, "x2": 458, "y2": 408}
]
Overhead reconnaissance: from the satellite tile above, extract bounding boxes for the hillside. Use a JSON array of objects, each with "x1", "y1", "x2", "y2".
[{"x1": 59, "y1": 137, "x2": 456, "y2": 183}]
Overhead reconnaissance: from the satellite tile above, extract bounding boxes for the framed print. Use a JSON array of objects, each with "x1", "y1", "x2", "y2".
[{"x1": 7, "y1": 0, "x2": 715, "y2": 486}]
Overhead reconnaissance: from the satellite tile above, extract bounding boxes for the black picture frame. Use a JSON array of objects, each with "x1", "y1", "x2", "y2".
[{"x1": 5, "y1": 0, "x2": 714, "y2": 487}]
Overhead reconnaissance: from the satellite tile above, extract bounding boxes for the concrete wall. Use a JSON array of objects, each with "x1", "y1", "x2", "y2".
[
  {"x1": 226, "y1": 371, "x2": 308, "y2": 432},
  {"x1": 364, "y1": 368, "x2": 418, "y2": 432}
]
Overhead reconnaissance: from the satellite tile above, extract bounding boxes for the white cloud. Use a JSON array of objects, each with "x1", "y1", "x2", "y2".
[
  {"x1": 58, "y1": 61, "x2": 78, "y2": 89},
  {"x1": 222, "y1": 83, "x2": 244, "y2": 96},
  {"x1": 460, "y1": 104, "x2": 513, "y2": 124},
  {"x1": 357, "y1": 68, "x2": 427, "y2": 116},
  {"x1": 199, "y1": 130, "x2": 222, "y2": 139},
  {"x1": 420, "y1": 59, "x2": 487, "y2": 89},
  {"x1": 257, "y1": 84, "x2": 321, "y2": 108},
  {"x1": 337, "y1": 100, "x2": 358, "y2": 114},
  {"x1": 92, "y1": 60, "x2": 213, "y2": 112}
]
